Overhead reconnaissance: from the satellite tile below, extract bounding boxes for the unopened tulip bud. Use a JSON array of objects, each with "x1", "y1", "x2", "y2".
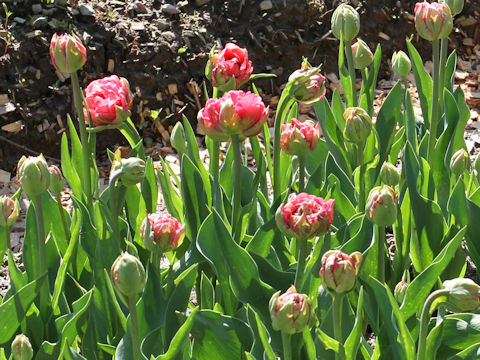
[
  {"x1": 440, "y1": 0, "x2": 464, "y2": 16},
  {"x1": 276, "y1": 193, "x2": 334, "y2": 241},
  {"x1": 450, "y1": 148, "x2": 469, "y2": 176},
  {"x1": 343, "y1": 107, "x2": 372, "y2": 144},
  {"x1": 394, "y1": 281, "x2": 408, "y2": 305},
  {"x1": 50, "y1": 33, "x2": 87, "y2": 73},
  {"x1": 331, "y1": 4, "x2": 360, "y2": 42},
  {"x1": 443, "y1": 278, "x2": 480, "y2": 312},
  {"x1": 320, "y1": 250, "x2": 362, "y2": 295},
  {"x1": 380, "y1": 162, "x2": 401, "y2": 186},
  {"x1": 269, "y1": 285, "x2": 312, "y2": 334},
  {"x1": 141, "y1": 212, "x2": 186, "y2": 253},
  {"x1": 280, "y1": 118, "x2": 320, "y2": 157},
  {"x1": 111, "y1": 252, "x2": 146, "y2": 298},
  {"x1": 110, "y1": 156, "x2": 146, "y2": 187},
  {"x1": 11, "y1": 334, "x2": 33, "y2": 360},
  {"x1": 365, "y1": 185, "x2": 398, "y2": 226},
  {"x1": 170, "y1": 122, "x2": 188, "y2": 155},
  {"x1": 48, "y1": 165, "x2": 64, "y2": 194},
  {"x1": 392, "y1": 51, "x2": 411, "y2": 78},
  {"x1": 414, "y1": 2, "x2": 453, "y2": 41},
  {"x1": 0, "y1": 196, "x2": 20, "y2": 228},
  {"x1": 17, "y1": 155, "x2": 50, "y2": 197},
  {"x1": 351, "y1": 39, "x2": 374, "y2": 69},
  {"x1": 288, "y1": 61, "x2": 327, "y2": 104}
]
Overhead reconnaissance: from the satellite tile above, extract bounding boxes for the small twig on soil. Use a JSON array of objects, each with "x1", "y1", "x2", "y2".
[{"x1": 0, "y1": 135, "x2": 60, "y2": 163}]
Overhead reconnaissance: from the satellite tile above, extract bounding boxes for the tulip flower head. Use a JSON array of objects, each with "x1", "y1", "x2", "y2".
[
  {"x1": 365, "y1": 185, "x2": 398, "y2": 227},
  {"x1": 280, "y1": 118, "x2": 320, "y2": 157},
  {"x1": 17, "y1": 155, "x2": 50, "y2": 197},
  {"x1": 288, "y1": 62, "x2": 327, "y2": 104},
  {"x1": 109, "y1": 151, "x2": 146, "y2": 187},
  {"x1": 11, "y1": 334, "x2": 33, "y2": 360},
  {"x1": 380, "y1": 162, "x2": 401, "y2": 187},
  {"x1": 394, "y1": 280, "x2": 409, "y2": 305},
  {"x1": 269, "y1": 285, "x2": 312, "y2": 334},
  {"x1": 48, "y1": 165, "x2": 65, "y2": 194},
  {"x1": 198, "y1": 90, "x2": 268, "y2": 142},
  {"x1": 450, "y1": 148, "x2": 469, "y2": 176},
  {"x1": 443, "y1": 278, "x2": 480, "y2": 312},
  {"x1": 343, "y1": 107, "x2": 372, "y2": 144},
  {"x1": 439, "y1": 0, "x2": 464, "y2": 16},
  {"x1": 414, "y1": 2, "x2": 453, "y2": 41},
  {"x1": 392, "y1": 51, "x2": 412, "y2": 78},
  {"x1": 331, "y1": 4, "x2": 360, "y2": 42},
  {"x1": 276, "y1": 193, "x2": 334, "y2": 241},
  {"x1": 83, "y1": 75, "x2": 133, "y2": 126},
  {"x1": 111, "y1": 252, "x2": 146, "y2": 298},
  {"x1": 50, "y1": 33, "x2": 87, "y2": 73},
  {"x1": 141, "y1": 212, "x2": 186, "y2": 253},
  {"x1": 0, "y1": 196, "x2": 20, "y2": 228},
  {"x1": 320, "y1": 250, "x2": 362, "y2": 295},
  {"x1": 351, "y1": 39, "x2": 374, "y2": 69},
  {"x1": 209, "y1": 43, "x2": 253, "y2": 91}
]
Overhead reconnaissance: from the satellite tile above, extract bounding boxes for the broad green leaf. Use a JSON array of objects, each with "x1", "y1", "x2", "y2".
[
  {"x1": 191, "y1": 310, "x2": 253, "y2": 360},
  {"x1": 156, "y1": 307, "x2": 198, "y2": 360},
  {"x1": 407, "y1": 40, "x2": 433, "y2": 128},
  {"x1": 365, "y1": 276, "x2": 416, "y2": 360},
  {"x1": 400, "y1": 226, "x2": 466, "y2": 319},
  {"x1": 197, "y1": 211, "x2": 274, "y2": 321},
  {"x1": 141, "y1": 158, "x2": 158, "y2": 213},
  {"x1": 0, "y1": 273, "x2": 46, "y2": 344}
]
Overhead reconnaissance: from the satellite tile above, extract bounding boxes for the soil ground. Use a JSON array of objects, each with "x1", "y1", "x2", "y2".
[{"x1": 0, "y1": 0, "x2": 480, "y2": 174}]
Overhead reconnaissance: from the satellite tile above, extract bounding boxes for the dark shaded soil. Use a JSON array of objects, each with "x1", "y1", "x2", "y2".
[{"x1": 0, "y1": 0, "x2": 479, "y2": 172}]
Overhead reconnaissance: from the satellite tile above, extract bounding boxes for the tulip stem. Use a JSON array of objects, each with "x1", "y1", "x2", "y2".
[
  {"x1": 33, "y1": 194, "x2": 50, "y2": 320},
  {"x1": 378, "y1": 225, "x2": 386, "y2": 283},
  {"x1": 127, "y1": 294, "x2": 142, "y2": 360},
  {"x1": 333, "y1": 293, "x2": 344, "y2": 359},
  {"x1": 281, "y1": 332, "x2": 292, "y2": 360},
  {"x1": 70, "y1": 72, "x2": 93, "y2": 212},
  {"x1": 344, "y1": 39, "x2": 358, "y2": 107},
  {"x1": 298, "y1": 155, "x2": 305, "y2": 193},
  {"x1": 294, "y1": 239, "x2": 308, "y2": 292},
  {"x1": 438, "y1": 38, "x2": 448, "y2": 113},
  {"x1": 55, "y1": 192, "x2": 71, "y2": 242},
  {"x1": 231, "y1": 135, "x2": 242, "y2": 240},
  {"x1": 416, "y1": 289, "x2": 450, "y2": 360},
  {"x1": 360, "y1": 68, "x2": 371, "y2": 115},
  {"x1": 273, "y1": 97, "x2": 296, "y2": 200},
  {"x1": 427, "y1": 39, "x2": 440, "y2": 163},
  {"x1": 5, "y1": 226, "x2": 11, "y2": 250}
]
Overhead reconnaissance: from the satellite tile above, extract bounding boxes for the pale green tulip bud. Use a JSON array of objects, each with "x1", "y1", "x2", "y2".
[
  {"x1": 170, "y1": 122, "x2": 188, "y2": 155},
  {"x1": 0, "y1": 196, "x2": 20, "y2": 228},
  {"x1": 11, "y1": 334, "x2": 33, "y2": 360},
  {"x1": 351, "y1": 39, "x2": 373, "y2": 69},
  {"x1": 331, "y1": 4, "x2": 360, "y2": 42},
  {"x1": 110, "y1": 151, "x2": 146, "y2": 187},
  {"x1": 440, "y1": 0, "x2": 464, "y2": 16},
  {"x1": 48, "y1": 165, "x2": 65, "y2": 194},
  {"x1": 343, "y1": 107, "x2": 372, "y2": 144},
  {"x1": 394, "y1": 281, "x2": 408, "y2": 305},
  {"x1": 380, "y1": 162, "x2": 401, "y2": 186},
  {"x1": 443, "y1": 278, "x2": 480, "y2": 312},
  {"x1": 17, "y1": 155, "x2": 50, "y2": 197},
  {"x1": 392, "y1": 51, "x2": 411, "y2": 78},
  {"x1": 111, "y1": 252, "x2": 146, "y2": 298},
  {"x1": 365, "y1": 185, "x2": 398, "y2": 226},
  {"x1": 450, "y1": 149, "x2": 469, "y2": 176},
  {"x1": 269, "y1": 285, "x2": 312, "y2": 334}
]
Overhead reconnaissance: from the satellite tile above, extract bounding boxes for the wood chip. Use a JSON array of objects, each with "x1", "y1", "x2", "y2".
[
  {"x1": 0, "y1": 102, "x2": 15, "y2": 115},
  {"x1": 107, "y1": 59, "x2": 115, "y2": 73},
  {"x1": 378, "y1": 32, "x2": 391, "y2": 41},
  {"x1": 1, "y1": 120, "x2": 22, "y2": 132},
  {"x1": 167, "y1": 83, "x2": 178, "y2": 95},
  {"x1": 0, "y1": 169, "x2": 10, "y2": 184},
  {"x1": 0, "y1": 94, "x2": 9, "y2": 106}
]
